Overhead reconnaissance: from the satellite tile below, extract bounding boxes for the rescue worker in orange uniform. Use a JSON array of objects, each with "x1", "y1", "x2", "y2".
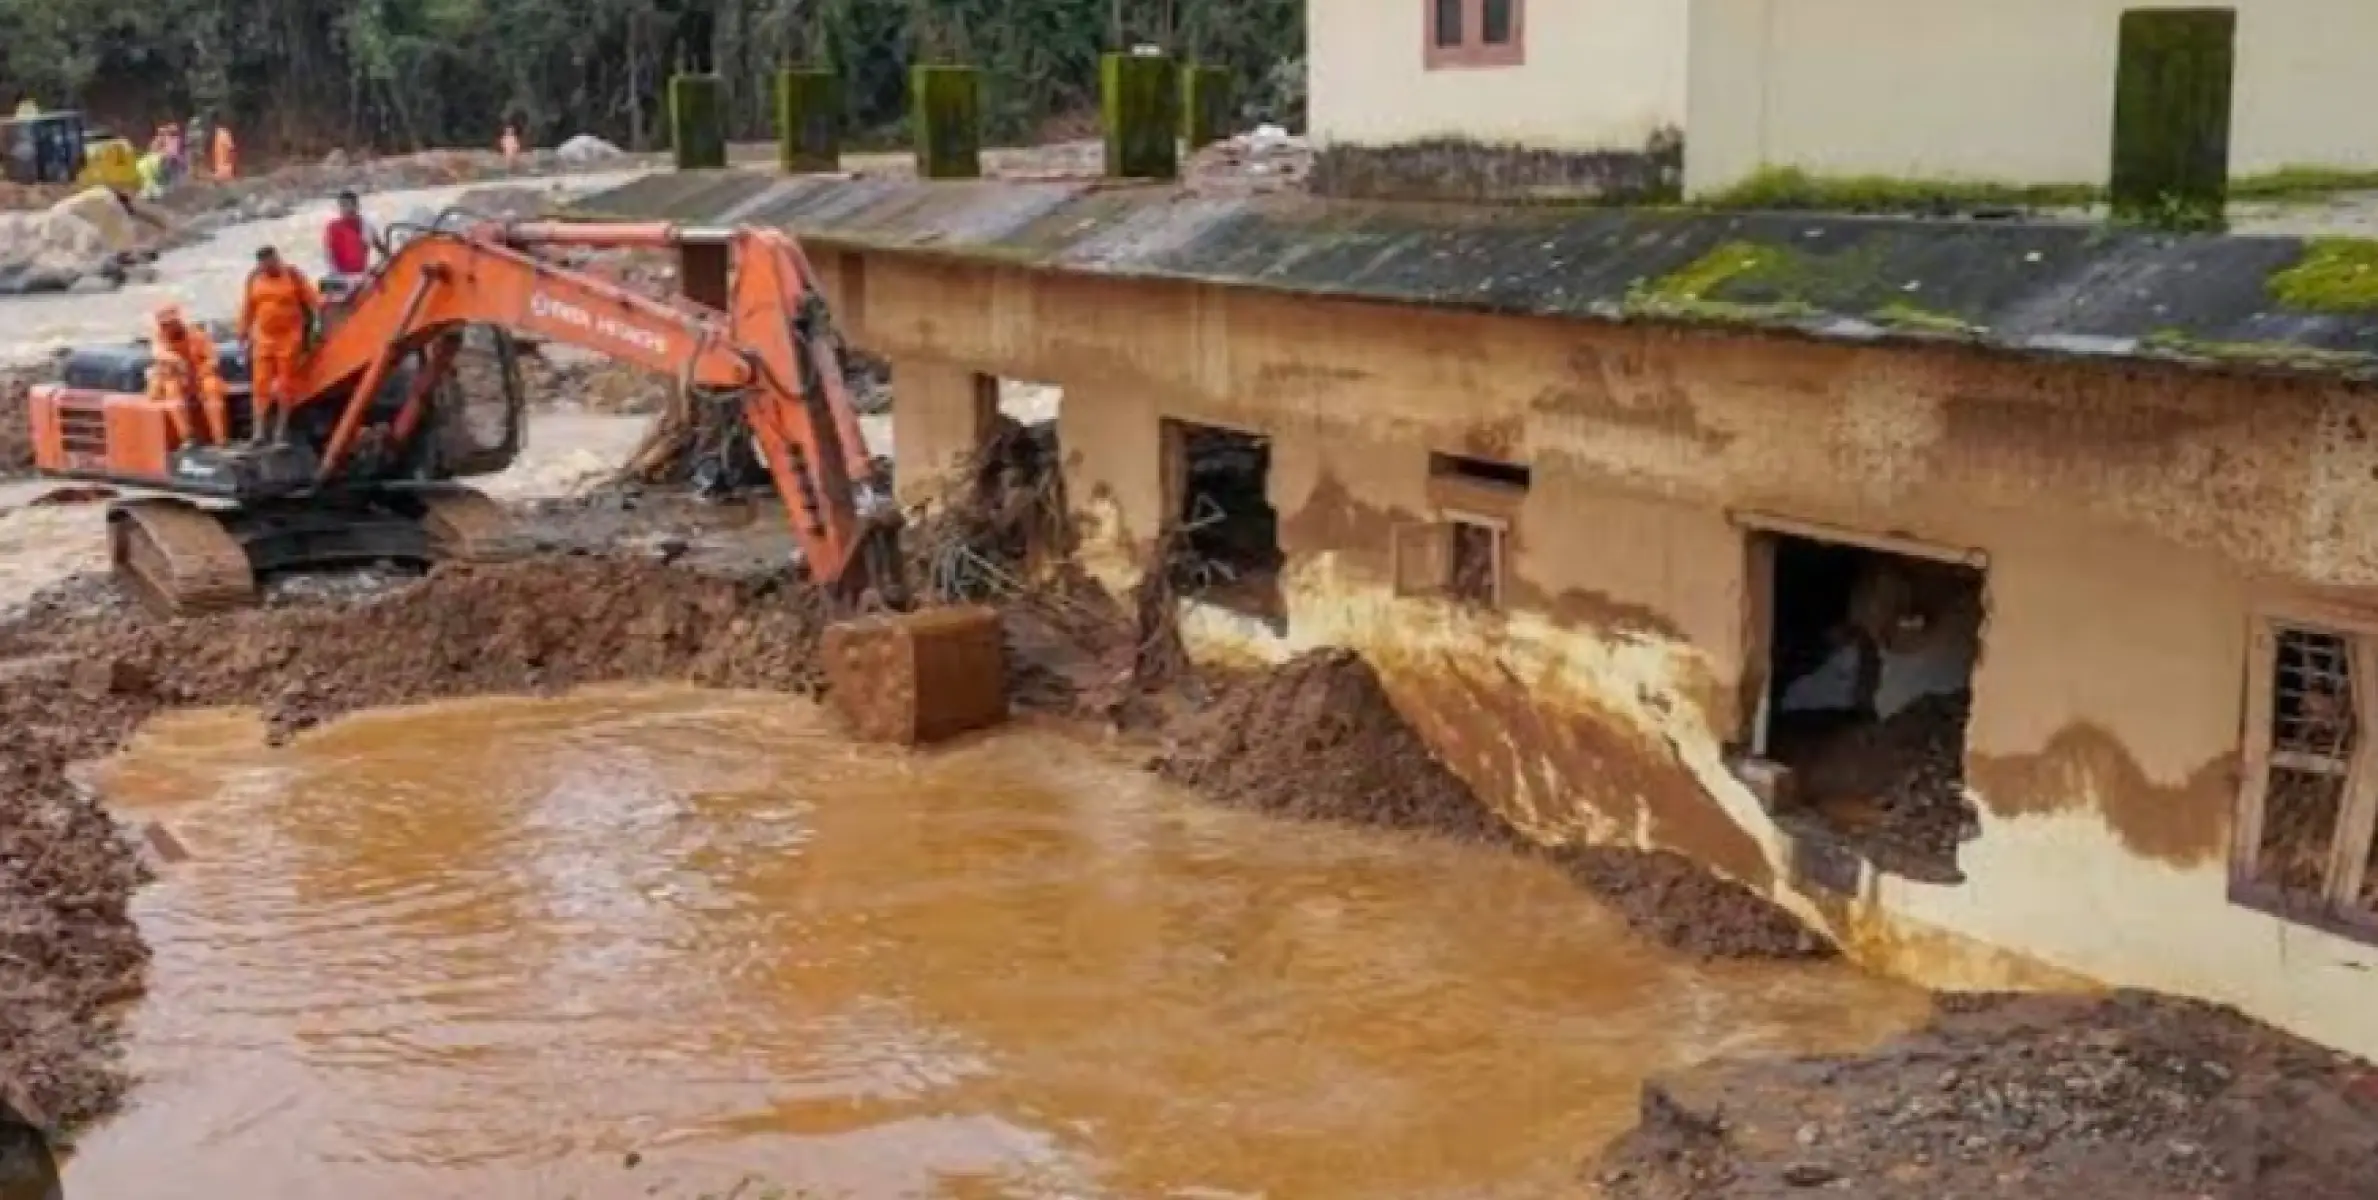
[
  {"x1": 238, "y1": 246, "x2": 321, "y2": 440},
  {"x1": 210, "y1": 120, "x2": 236, "y2": 181},
  {"x1": 147, "y1": 305, "x2": 230, "y2": 446}
]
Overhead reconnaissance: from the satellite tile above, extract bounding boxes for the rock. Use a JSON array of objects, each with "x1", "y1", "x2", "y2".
[
  {"x1": 45, "y1": 187, "x2": 139, "y2": 254},
  {"x1": 1781, "y1": 1162, "x2": 1840, "y2": 1187},
  {"x1": 69, "y1": 656, "x2": 150, "y2": 699},
  {"x1": 556, "y1": 134, "x2": 625, "y2": 165},
  {"x1": 64, "y1": 274, "x2": 115, "y2": 295},
  {"x1": 322, "y1": 148, "x2": 349, "y2": 168}
]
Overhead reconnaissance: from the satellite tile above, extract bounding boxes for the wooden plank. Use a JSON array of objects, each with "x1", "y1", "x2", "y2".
[
  {"x1": 1729, "y1": 509, "x2": 1985, "y2": 568},
  {"x1": 2324, "y1": 635, "x2": 2378, "y2": 908},
  {"x1": 2232, "y1": 620, "x2": 2279, "y2": 888}
]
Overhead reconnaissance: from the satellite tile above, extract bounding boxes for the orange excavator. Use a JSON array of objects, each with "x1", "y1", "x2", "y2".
[{"x1": 26, "y1": 219, "x2": 906, "y2": 617}]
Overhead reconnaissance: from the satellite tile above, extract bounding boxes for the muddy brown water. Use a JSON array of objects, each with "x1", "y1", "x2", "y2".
[{"x1": 71, "y1": 686, "x2": 1928, "y2": 1198}]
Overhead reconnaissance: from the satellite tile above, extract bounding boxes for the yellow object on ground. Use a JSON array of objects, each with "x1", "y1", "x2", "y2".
[{"x1": 80, "y1": 137, "x2": 141, "y2": 190}]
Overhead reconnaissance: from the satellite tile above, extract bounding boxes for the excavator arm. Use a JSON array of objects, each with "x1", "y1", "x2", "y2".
[{"x1": 289, "y1": 221, "x2": 898, "y2": 600}]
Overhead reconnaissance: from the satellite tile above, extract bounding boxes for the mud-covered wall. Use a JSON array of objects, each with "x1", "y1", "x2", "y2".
[{"x1": 841, "y1": 247, "x2": 2378, "y2": 1060}]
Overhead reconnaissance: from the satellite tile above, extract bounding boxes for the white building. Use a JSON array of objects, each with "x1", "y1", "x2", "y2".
[{"x1": 1305, "y1": 0, "x2": 2378, "y2": 200}]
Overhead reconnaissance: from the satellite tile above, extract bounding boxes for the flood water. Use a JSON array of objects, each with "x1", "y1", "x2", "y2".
[{"x1": 75, "y1": 687, "x2": 1930, "y2": 1198}]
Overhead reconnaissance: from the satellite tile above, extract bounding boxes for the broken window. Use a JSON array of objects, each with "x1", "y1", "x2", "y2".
[
  {"x1": 1741, "y1": 523, "x2": 1986, "y2": 885},
  {"x1": 1404, "y1": 452, "x2": 1528, "y2": 610},
  {"x1": 2234, "y1": 619, "x2": 2378, "y2": 933},
  {"x1": 1163, "y1": 420, "x2": 1284, "y2": 621}
]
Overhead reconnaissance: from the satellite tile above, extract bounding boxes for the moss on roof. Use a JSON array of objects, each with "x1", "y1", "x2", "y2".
[{"x1": 573, "y1": 169, "x2": 2378, "y2": 381}]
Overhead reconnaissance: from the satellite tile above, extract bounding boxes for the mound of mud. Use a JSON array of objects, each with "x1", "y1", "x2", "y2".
[
  {"x1": 1153, "y1": 649, "x2": 1501, "y2": 836},
  {"x1": 0, "y1": 554, "x2": 830, "y2": 1127},
  {"x1": 1551, "y1": 847, "x2": 1830, "y2": 961},
  {"x1": 1593, "y1": 990, "x2": 2378, "y2": 1199},
  {"x1": 91, "y1": 556, "x2": 827, "y2": 736},
  {"x1": 1154, "y1": 648, "x2": 1831, "y2": 961}
]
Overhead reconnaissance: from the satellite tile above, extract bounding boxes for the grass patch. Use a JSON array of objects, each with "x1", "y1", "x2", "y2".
[
  {"x1": 2143, "y1": 328, "x2": 2371, "y2": 370},
  {"x1": 1872, "y1": 302, "x2": 1979, "y2": 336},
  {"x1": 2230, "y1": 165, "x2": 2378, "y2": 200},
  {"x1": 2268, "y1": 239, "x2": 2378, "y2": 313},
  {"x1": 1699, "y1": 167, "x2": 2101, "y2": 214}
]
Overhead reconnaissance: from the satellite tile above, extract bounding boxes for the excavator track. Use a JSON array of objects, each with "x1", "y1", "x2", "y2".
[
  {"x1": 108, "y1": 499, "x2": 258, "y2": 618},
  {"x1": 415, "y1": 486, "x2": 532, "y2": 564}
]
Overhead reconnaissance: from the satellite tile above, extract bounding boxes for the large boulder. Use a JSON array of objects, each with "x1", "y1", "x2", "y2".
[
  {"x1": 46, "y1": 187, "x2": 140, "y2": 254},
  {"x1": 555, "y1": 135, "x2": 625, "y2": 166},
  {"x1": 0, "y1": 208, "x2": 115, "y2": 295}
]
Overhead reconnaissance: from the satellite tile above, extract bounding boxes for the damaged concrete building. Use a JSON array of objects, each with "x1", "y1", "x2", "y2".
[
  {"x1": 580, "y1": 167, "x2": 2378, "y2": 1062},
  {"x1": 1304, "y1": 0, "x2": 2378, "y2": 200}
]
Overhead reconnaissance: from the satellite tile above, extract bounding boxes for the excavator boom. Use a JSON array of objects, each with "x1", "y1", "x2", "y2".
[{"x1": 289, "y1": 222, "x2": 897, "y2": 597}]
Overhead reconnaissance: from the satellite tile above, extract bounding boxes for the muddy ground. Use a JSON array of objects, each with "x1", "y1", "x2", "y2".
[
  {"x1": 0, "y1": 466, "x2": 2372, "y2": 1188},
  {"x1": 1594, "y1": 990, "x2": 2378, "y2": 1199}
]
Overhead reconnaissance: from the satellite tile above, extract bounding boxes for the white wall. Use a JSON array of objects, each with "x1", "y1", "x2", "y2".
[
  {"x1": 1307, "y1": 0, "x2": 1690, "y2": 150},
  {"x1": 1687, "y1": 0, "x2": 2378, "y2": 196}
]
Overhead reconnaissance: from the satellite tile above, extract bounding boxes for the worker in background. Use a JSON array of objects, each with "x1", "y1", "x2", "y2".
[
  {"x1": 134, "y1": 147, "x2": 167, "y2": 200},
  {"x1": 499, "y1": 123, "x2": 523, "y2": 169},
  {"x1": 210, "y1": 119, "x2": 236, "y2": 181},
  {"x1": 239, "y1": 246, "x2": 321, "y2": 440},
  {"x1": 160, "y1": 122, "x2": 184, "y2": 185},
  {"x1": 322, "y1": 190, "x2": 374, "y2": 279},
  {"x1": 148, "y1": 304, "x2": 230, "y2": 445}
]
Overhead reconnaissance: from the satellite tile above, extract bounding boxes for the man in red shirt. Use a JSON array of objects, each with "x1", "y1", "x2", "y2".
[{"x1": 321, "y1": 190, "x2": 374, "y2": 279}]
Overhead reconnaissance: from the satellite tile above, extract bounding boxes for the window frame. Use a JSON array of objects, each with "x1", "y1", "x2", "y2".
[
  {"x1": 2230, "y1": 604, "x2": 2378, "y2": 942},
  {"x1": 1425, "y1": 0, "x2": 1526, "y2": 70}
]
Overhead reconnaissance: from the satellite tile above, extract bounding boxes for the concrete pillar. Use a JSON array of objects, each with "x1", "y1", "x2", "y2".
[
  {"x1": 909, "y1": 66, "x2": 983, "y2": 179},
  {"x1": 891, "y1": 358, "x2": 997, "y2": 508},
  {"x1": 776, "y1": 67, "x2": 841, "y2": 174},
  {"x1": 1181, "y1": 64, "x2": 1232, "y2": 152},
  {"x1": 1101, "y1": 51, "x2": 1180, "y2": 180},
  {"x1": 1055, "y1": 379, "x2": 1167, "y2": 588}
]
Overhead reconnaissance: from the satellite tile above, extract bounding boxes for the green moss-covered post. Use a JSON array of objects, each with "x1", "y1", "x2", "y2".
[
  {"x1": 775, "y1": 67, "x2": 840, "y2": 174},
  {"x1": 1101, "y1": 51, "x2": 1179, "y2": 180},
  {"x1": 1180, "y1": 64, "x2": 1232, "y2": 151},
  {"x1": 667, "y1": 72, "x2": 730, "y2": 307},
  {"x1": 2109, "y1": 9, "x2": 2236, "y2": 231},
  {"x1": 668, "y1": 72, "x2": 728, "y2": 171},
  {"x1": 909, "y1": 65, "x2": 982, "y2": 179}
]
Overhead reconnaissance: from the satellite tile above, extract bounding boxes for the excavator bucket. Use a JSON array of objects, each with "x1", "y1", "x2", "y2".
[{"x1": 821, "y1": 605, "x2": 1009, "y2": 746}]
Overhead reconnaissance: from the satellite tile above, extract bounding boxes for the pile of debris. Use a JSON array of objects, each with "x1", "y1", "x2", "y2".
[
  {"x1": 1775, "y1": 690, "x2": 1980, "y2": 880},
  {"x1": 1593, "y1": 990, "x2": 2378, "y2": 1199}
]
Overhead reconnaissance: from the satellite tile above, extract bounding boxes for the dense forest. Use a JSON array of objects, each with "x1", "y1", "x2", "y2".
[{"x1": 0, "y1": 0, "x2": 1304, "y2": 159}]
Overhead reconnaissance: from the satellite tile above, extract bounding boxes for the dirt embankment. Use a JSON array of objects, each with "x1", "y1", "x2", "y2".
[{"x1": 1595, "y1": 990, "x2": 2378, "y2": 1199}]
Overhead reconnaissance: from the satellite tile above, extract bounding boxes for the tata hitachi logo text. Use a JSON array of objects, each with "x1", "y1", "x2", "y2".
[{"x1": 528, "y1": 292, "x2": 669, "y2": 358}]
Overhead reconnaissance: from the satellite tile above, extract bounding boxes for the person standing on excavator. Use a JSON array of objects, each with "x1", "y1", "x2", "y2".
[
  {"x1": 148, "y1": 304, "x2": 230, "y2": 446},
  {"x1": 322, "y1": 190, "x2": 374, "y2": 279},
  {"x1": 238, "y1": 246, "x2": 321, "y2": 438}
]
